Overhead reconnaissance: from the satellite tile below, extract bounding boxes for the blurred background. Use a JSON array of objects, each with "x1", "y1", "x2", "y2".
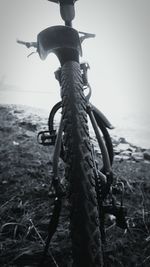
[{"x1": 0, "y1": 0, "x2": 150, "y2": 148}]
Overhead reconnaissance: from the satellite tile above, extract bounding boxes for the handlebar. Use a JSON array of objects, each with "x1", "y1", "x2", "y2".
[
  {"x1": 79, "y1": 31, "x2": 96, "y2": 43},
  {"x1": 17, "y1": 30, "x2": 95, "y2": 51},
  {"x1": 17, "y1": 39, "x2": 37, "y2": 48},
  {"x1": 17, "y1": 30, "x2": 95, "y2": 59}
]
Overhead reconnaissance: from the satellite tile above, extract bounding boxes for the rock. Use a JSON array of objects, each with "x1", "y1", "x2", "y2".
[
  {"x1": 132, "y1": 152, "x2": 143, "y2": 161},
  {"x1": 114, "y1": 142, "x2": 136, "y2": 156},
  {"x1": 121, "y1": 155, "x2": 131, "y2": 160},
  {"x1": 143, "y1": 150, "x2": 150, "y2": 161},
  {"x1": 113, "y1": 147, "x2": 121, "y2": 155},
  {"x1": 120, "y1": 150, "x2": 132, "y2": 157},
  {"x1": 116, "y1": 143, "x2": 131, "y2": 152},
  {"x1": 114, "y1": 155, "x2": 130, "y2": 162},
  {"x1": 114, "y1": 155, "x2": 123, "y2": 162},
  {"x1": 119, "y1": 137, "x2": 128, "y2": 144}
]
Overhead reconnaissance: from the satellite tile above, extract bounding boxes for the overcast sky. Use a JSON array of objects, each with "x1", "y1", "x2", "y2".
[{"x1": 0, "y1": 0, "x2": 150, "y2": 146}]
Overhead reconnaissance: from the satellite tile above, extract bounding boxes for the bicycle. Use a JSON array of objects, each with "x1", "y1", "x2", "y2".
[{"x1": 17, "y1": 1, "x2": 127, "y2": 266}]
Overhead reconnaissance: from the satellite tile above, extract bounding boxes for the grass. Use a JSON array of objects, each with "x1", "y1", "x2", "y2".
[{"x1": 0, "y1": 104, "x2": 150, "y2": 266}]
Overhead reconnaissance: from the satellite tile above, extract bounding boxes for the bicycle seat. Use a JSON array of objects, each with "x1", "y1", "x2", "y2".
[
  {"x1": 48, "y1": 0, "x2": 78, "y2": 4},
  {"x1": 48, "y1": 0, "x2": 59, "y2": 3}
]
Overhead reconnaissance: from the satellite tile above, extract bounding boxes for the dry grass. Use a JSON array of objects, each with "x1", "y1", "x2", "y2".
[{"x1": 0, "y1": 105, "x2": 150, "y2": 267}]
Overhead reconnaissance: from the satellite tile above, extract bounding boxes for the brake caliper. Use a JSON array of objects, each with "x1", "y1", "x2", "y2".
[{"x1": 80, "y1": 62, "x2": 90, "y2": 86}]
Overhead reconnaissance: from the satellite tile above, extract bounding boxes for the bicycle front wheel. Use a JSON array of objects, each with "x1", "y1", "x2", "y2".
[{"x1": 61, "y1": 61, "x2": 103, "y2": 267}]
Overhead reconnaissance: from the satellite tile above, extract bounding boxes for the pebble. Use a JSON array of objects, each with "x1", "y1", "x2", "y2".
[{"x1": 13, "y1": 141, "x2": 19, "y2": 146}]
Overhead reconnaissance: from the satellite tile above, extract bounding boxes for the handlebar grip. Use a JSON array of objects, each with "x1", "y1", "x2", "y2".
[
  {"x1": 16, "y1": 39, "x2": 37, "y2": 48},
  {"x1": 17, "y1": 39, "x2": 26, "y2": 45},
  {"x1": 17, "y1": 39, "x2": 30, "y2": 48}
]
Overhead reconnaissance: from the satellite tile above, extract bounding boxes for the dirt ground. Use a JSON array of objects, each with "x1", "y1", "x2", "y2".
[{"x1": 0, "y1": 104, "x2": 150, "y2": 267}]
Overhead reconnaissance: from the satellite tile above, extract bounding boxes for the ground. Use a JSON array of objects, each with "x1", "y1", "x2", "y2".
[{"x1": 0, "y1": 104, "x2": 150, "y2": 267}]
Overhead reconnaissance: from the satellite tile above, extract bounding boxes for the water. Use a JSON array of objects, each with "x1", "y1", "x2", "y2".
[
  {"x1": 111, "y1": 112, "x2": 150, "y2": 149},
  {"x1": 0, "y1": 89, "x2": 150, "y2": 149}
]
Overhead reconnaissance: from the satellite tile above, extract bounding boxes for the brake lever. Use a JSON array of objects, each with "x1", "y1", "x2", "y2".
[
  {"x1": 27, "y1": 51, "x2": 37, "y2": 58},
  {"x1": 17, "y1": 39, "x2": 37, "y2": 58}
]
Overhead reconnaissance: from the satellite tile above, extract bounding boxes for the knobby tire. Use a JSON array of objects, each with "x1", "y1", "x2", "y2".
[{"x1": 61, "y1": 61, "x2": 103, "y2": 267}]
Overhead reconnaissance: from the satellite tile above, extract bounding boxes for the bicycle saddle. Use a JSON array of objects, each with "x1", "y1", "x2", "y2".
[
  {"x1": 48, "y1": 0, "x2": 78, "y2": 4},
  {"x1": 48, "y1": 0, "x2": 78, "y2": 25}
]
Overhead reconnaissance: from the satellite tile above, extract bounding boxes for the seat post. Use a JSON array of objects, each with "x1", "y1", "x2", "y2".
[
  {"x1": 65, "y1": 21, "x2": 72, "y2": 27},
  {"x1": 60, "y1": 3, "x2": 75, "y2": 27},
  {"x1": 47, "y1": 0, "x2": 76, "y2": 27}
]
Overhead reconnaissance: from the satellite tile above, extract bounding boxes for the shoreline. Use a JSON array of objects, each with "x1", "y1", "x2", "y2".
[{"x1": 1, "y1": 103, "x2": 149, "y2": 162}]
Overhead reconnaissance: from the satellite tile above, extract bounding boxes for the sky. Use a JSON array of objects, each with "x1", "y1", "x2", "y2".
[{"x1": 0, "y1": 0, "x2": 150, "y2": 147}]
